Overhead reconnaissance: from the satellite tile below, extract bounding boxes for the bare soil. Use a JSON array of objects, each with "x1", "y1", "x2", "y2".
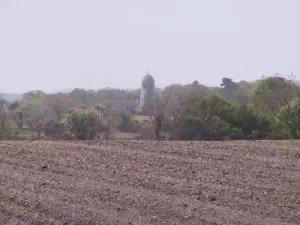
[{"x1": 0, "y1": 140, "x2": 300, "y2": 225}]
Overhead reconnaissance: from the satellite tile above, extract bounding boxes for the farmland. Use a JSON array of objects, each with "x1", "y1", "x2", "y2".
[{"x1": 0, "y1": 140, "x2": 300, "y2": 225}]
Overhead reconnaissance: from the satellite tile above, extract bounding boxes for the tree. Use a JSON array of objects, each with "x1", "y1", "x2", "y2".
[
  {"x1": 64, "y1": 108, "x2": 108, "y2": 140},
  {"x1": 192, "y1": 80, "x2": 199, "y2": 86},
  {"x1": 235, "y1": 81, "x2": 253, "y2": 104},
  {"x1": 117, "y1": 109, "x2": 134, "y2": 132},
  {"x1": 173, "y1": 94, "x2": 231, "y2": 140},
  {"x1": 94, "y1": 104, "x2": 106, "y2": 116},
  {"x1": 0, "y1": 97, "x2": 8, "y2": 133},
  {"x1": 104, "y1": 100, "x2": 113, "y2": 111},
  {"x1": 172, "y1": 93, "x2": 271, "y2": 140},
  {"x1": 278, "y1": 97, "x2": 300, "y2": 138},
  {"x1": 23, "y1": 90, "x2": 47, "y2": 102},
  {"x1": 142, "y1": 89, "x2": 181, "y2": 140},
  {"x1": 164, "y1": 84, "x2": 189, "y2": 106},
  {"x1": 229, "y1": 104, "x2": 271, "y2": 139},
  {"x1": 44, "y1": 119, "x2": 65, "y2": 139},
  {"x1": 220, "y1": 77, "x2": 238, "y2": 101},
  {"x1": 253, "y1": 75, "x2": 297, "y2": 116},
  {"x1": 8, "y1": 101, "x2": 24, "y2": 129},
  {"x1": 22, "y1": 100, "x2": 47, "y2": 139},
  {"x1": 164, "y1": 84, "x2": 199, "y2": 108},
  {"x1": 45, "y1": 93, "x2": 71, "y2": 121},
  {"x1": 253, "y1": 75, "x2": 300, "y2": 137},
  {"x1": 79, "y1": 104, "x2": 87, "y2": 110},
  {"x1": 70, "y1": 88, "x2": 94, "y2": 107},
  {"x1": 221, "y1": 77, "x2": 237, "y2": 89}
]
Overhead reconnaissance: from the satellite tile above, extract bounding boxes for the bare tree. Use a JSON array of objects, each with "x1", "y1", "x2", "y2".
[
  {"x1": 23, "y1": 102, "x2": 47, "y2": 139},
  {"x1": 8, "y1": 101, "x2": 24, "y2": 129},
  {"x1": 45, "y1": 93, "x2": 71, "y2": 121},
  {"x1": 0, "y1": 97, "x2": 8, "y2": 133},
  {"x1": 145, "y1": 89, "x2": 181, "y2": 140}
]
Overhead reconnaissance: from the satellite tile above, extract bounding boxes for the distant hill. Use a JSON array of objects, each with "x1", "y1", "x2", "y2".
[{"x1": 0, "y1": 93, "x2": 23, "y2": 102}]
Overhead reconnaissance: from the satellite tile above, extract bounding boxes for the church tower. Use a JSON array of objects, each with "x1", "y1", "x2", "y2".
[{"x1": 139, "y1": 70, "x2": 156, "y2": 113}]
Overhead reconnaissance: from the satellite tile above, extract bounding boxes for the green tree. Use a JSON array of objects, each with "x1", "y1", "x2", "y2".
[
  {"x1": 278, "y1": 97, "x2": 300, "y2": 138},
  {"x1": 221, "y1": 77, "x2": 237, "y2": 89},
  {"x1": 228, "y1": 104, "x2": 271, "y2": 139},
  {"x1": 220, "y1": 77, "x2": 238, "y2": 101},
  {"x1": 173, "y1": 94, "x2": 231, "y2": 140},
  {"x1": 44, "y1": 119, "x2": 65, "y2": 139},
  {"x1": 173, "y1": 94, "x2": 271, "y2": 140},
  {"x1": 253, "y1": 76, "x2": 298, "y2": 116},
  {"x1": 23, "y1": 90, "x2": 47, "y2": 102},
  {"x1": 117, "y1": 109, "x2": 134, "y2": 132},
  {"x1": 253, "y1": 75, "x2": 300, "y2": 137},
  {"x1": 64, "y1": 108, "x2": 107, "y2": 140}
]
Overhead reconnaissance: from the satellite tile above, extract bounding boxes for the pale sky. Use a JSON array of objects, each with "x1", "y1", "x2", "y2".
[{"x1": 1, "y1": 0, "x2": 300, "y2": 93}]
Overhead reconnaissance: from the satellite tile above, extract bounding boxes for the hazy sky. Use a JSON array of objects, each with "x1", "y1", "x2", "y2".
[{"x1": 1, "y1": 0, "x2": 300, "y2": 93}]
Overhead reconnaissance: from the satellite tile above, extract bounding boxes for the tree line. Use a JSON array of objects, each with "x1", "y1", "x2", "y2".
[{"x1": 0, "y1": 74, "x2": 299, "y2": 140}]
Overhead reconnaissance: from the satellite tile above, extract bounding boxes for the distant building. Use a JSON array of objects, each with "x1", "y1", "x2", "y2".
[{"x1": 137, "y1": 72, "x2": 160, "y2": 114}]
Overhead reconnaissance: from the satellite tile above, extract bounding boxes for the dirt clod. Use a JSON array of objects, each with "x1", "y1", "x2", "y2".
[{"x1": 209, "y1": 196, "x2": 217, "y2": 202}]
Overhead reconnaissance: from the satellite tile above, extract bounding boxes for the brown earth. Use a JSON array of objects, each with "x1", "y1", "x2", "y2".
[{"x1": 0, "y1": 140, "x2": 300, "y2": 225}]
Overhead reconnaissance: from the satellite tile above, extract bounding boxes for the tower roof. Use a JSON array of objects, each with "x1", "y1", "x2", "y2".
[{"x1": 142, "y1": 73, "x2": 154, "y2": 83}]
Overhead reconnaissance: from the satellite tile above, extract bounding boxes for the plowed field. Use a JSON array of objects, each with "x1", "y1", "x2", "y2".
[{"x1": 0, "y1": 140, "x2": 300, "y2": 225}]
